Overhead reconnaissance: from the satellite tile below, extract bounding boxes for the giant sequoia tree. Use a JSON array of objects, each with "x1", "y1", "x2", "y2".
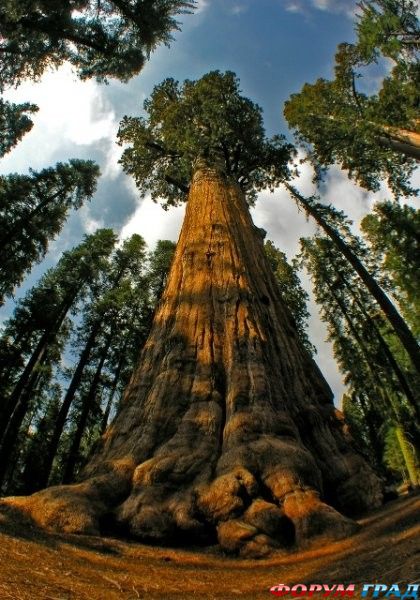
[{"x1": 1, "y1": 72, "x2": 382, "y2": 556}]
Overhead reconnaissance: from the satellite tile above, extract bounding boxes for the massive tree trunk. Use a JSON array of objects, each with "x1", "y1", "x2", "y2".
[{"x1": 1, "y1": 163, "x2": 382, "y2": 556}]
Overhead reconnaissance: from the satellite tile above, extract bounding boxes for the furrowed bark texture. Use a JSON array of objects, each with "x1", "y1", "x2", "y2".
[{"x1": 1, "y1": 165, "x2": 382, "y2": 556}]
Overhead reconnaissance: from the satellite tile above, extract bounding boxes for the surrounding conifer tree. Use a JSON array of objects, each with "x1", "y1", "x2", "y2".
[
  {"x1": 284, "y1": 1, "x2": 419, "y2": 197},
  {"x1": 264, "y1": 240, "x2": 315, "y2": 355},
  {"x1": 0, "y1": 159, "x2": 100, "y2": 304},
  {"x1": 0, "y1": 229, "x2": 117, "y2": 486},
  {"x1": 0, "y1": 0, "x2": 196, "y2": 89},
  {"x1": 298, "y1": 235, "x2": 419, "y2": 486},
  {"x1": 0, "y1": 98, "x2": 38, "y2": 157},
  {"x1": 1, "y1": 72, "x2": 382, "y2": 558},
  {"x1": 355, "y1": 0, "x2": 419, "y2": 63},
  {"x1": 383, "y1": 425, "x2": 419, "y2": 486},
  {"x1": 361, "y1": 201, "x2": 419, "y2": 335},
  {"x1": 284, "y1": 184, "x2": 420, "y2": 378},
  {"x1": 0, "y1": 236, "x2": 175, "y2": 494},
  {"x1": 40, "y1": 234, "x2": 148, "y2": 490},
  {"x1": 342, "y1": 391, "x2": 386, "y2": 475},
  {"x1": 147, "y1": 239, "x2": 176, "y2": 300}
]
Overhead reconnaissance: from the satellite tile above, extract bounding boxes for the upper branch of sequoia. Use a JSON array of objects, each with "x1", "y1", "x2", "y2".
[{"x1": 118, "y1": 70, "x2": 295, "y2": 208}]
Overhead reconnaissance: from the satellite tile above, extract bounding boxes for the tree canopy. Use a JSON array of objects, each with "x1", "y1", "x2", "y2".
[
  {"x1": 0, "y1": 98, "x2": 38, "y2": 157},
  {"x1": 299, "y1": 233, "x2": 419, "y2": 485},
  {"x1": 355, "y1": 0, "x2": 420, "y2": 63},
  {"x1": 284, "y1": 0, "x2": 419, "y2": 197},
  {"x1": 0, "y1": 233, "x2": 175, "y2": 493},
  {"x1": 118, "y1": 70, "x2": 294, "y2": 206},
  {"x1": 0, "y1": 0, "x2": 196, "y2": 89},
  {"x1": 361, "y1": 201, "x2": 420, "y2": 335},
  {"x1": 0, "y1": 159, "x2": 100, "y2": 303}
]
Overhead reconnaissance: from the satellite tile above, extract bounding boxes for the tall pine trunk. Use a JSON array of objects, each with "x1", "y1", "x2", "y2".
[
  {"x1": 335, "y1": 269, "x2": 419, "y2": 416},
  {"x1": 0, "y1": 294, "x2": 75, "y2": 486},
  {"x1": 286, "y1": 183, "x2": 420, "y2": 379},
  {"x1": 357, "y1": 393, "x2": 385, "y2": 470},
  {"x1": 350, "y1": 291, "x2": 419, "y2": 420},
  {"x1": 62, "y1": 334, "x2": 113, "y2": 484},
  {"x1": 0, "y1": 297, "x2": 72, "y2": 438},
  {"x1": 37, "y1": 320, "x2": 102, "y2": 490},
  {"x1": 323, "y1": 279, "x2": 418, "y2": 472},
  {"x1": 394, "y1": 426, "x2": 419, "y2": 488},
  {"x1": 1, "y1": 163, "x2": 382, "y2": 556},
  {"x1": 101, "y1": 341, "x2": 128, "y2": 433}
]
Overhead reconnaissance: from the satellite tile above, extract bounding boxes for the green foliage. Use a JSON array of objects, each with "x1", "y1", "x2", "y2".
[
  {"x1": 119, "y1": 71, "x2": 294, "y2": 207},
  {"x1": 0, "y1": 232, "x2": 176, "y2": 491},
  {"x1": 0, "y1": 159, "x2": 100, "y2": 303},
  {"x1": 0, "y1": 0, "x2": 196, "y2": 89},
  {"x1": 383, "y1": 425, "x2": 409, "y2": 478},
  {"x1": 298, "y1": 228, "x2": 419, "y2": 481},
  {"x1": 147, "y1": 239, "x2": 176, "y2": 298},
  {"x1": 264, "y1": 240, "x2": 315, "y2": 355},
  {"x1": 361, "y1": 201, "x2": 420, "y2": 335},
  {"x1": 356, "y1": 0, "x2": 420, "y2": 63},
  {"x1": 284, "y1": 0, "x2": 419, "y2": 198},
  {"x1": 0, "y1": 229, "x2": 117, "y2": 399},
  {"x1": 0, "y1": 98, "x2": 38, "y2": 157},
  {"x1": 384, "y1": 424, "x2": 419, "y2": 485},
  {"x1": 342, "y1": 392, "x2": 384, "y2": 468}
]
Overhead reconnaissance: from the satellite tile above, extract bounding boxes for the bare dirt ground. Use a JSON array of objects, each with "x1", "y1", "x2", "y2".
[{"x1": 0, "y1": 493, "x2": 418, "y2": 600}]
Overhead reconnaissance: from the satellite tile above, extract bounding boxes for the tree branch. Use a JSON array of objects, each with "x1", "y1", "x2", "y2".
[
  {"x1": 164, "y1": 175, "x2": 189, "y2": 194},
  {"x1": 351, "y1": 73, "x2": 364, "y2": 116},
  {"x1": 145, "y1": 140, "x2": 179, "y2": 158},
  {"x1": 18, "y1": 16, "x2": 113, "y2": 55}
]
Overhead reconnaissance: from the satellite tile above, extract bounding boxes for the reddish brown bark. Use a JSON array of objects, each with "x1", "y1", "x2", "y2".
[{"x1": 1, "y1": 163, "x2": 382, "y2": 556}]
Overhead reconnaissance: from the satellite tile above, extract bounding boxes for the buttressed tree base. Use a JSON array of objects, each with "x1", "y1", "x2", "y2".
[{"x1": 1, "y1": 162, "x2": 383, "y2": 557}]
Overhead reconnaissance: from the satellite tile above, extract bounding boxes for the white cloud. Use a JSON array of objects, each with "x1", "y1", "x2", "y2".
[
  {"x1": 0, "y1": 64, "x2": 118, "y2": 175},
  {"x1": 78, "y1": 205, "x2": 105, "y2": 234},
  {"x1": 285, "y1": 2, "x2": 303, "y2": 12},
  {"x1": 102, "y1": 131, "x2": 124, "y2": 180},
  {"x1": 252, "y1": 159, "x2": 316, "y2": 259},
  {"x1": 284, "y1": 0, "x2": 357, "y2": 17},
  {"x1": 119, "y1": 181, "x2": 186, "y2": 249},
  {"x1": 230, "y1": 4, "x2": 248, "y2": 15},
  {"x1": 195, "y1": 0, "x2": 209, "y2": 14}
]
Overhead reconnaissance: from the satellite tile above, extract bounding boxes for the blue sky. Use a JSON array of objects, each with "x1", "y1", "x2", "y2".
[{"x1": 0, "y1": 0, "x2": 411, "y2": 401}]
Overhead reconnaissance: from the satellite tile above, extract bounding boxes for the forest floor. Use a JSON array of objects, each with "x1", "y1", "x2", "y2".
[{"x1": 0, "y1": 492, "x2": 418, "y2": 600}]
